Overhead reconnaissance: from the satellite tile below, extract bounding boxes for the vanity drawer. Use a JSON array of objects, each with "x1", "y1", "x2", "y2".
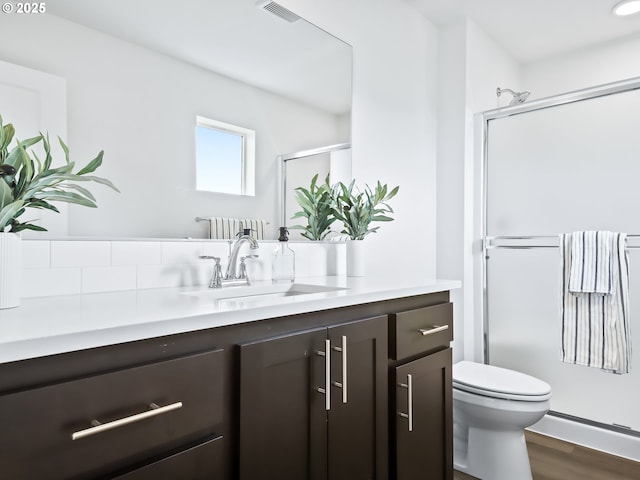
[
  {"x1": 390, "y1": 303, "x2": 453, "y2": 360},
  {"x1": 0, "y1": 348, "x2": 223, "y2": 480},
  {"x1": 113, "y1": 435, "x2": 224, "y2": 480}
]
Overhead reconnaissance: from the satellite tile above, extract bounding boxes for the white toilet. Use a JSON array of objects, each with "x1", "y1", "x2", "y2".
[{"x1": 452, "y1": 361, "x2": 551, "y2": 480}]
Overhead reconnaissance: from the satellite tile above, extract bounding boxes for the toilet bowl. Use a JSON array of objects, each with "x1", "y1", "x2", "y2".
[{"x1": 452, "y1": 361, "x2": 551, "y2": 480}]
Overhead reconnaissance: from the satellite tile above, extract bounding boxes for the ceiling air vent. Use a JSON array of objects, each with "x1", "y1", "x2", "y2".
[{"x1": 257, "y1": 1, "x2": 301, "y2": 23}]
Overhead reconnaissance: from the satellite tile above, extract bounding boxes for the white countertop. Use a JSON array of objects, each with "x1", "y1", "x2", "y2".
[{"x1": 0, "y1": 276, "x2": 460, "y2": 364}]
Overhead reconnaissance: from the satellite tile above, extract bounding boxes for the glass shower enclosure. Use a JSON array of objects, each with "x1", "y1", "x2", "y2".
[{"x1": 480, "y1": 78, "x2": 640, "y2": 438}]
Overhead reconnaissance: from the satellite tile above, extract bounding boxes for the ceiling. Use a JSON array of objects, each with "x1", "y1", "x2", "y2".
[{"x1": 406, "y1": 0, "x2": 640, "y2": 63}]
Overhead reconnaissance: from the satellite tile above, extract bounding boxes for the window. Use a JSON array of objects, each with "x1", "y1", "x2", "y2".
[{"x1": 195, "y1": 116, "x2": 255, "y2": 195}]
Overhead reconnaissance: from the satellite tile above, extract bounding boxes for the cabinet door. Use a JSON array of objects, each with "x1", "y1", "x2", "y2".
[
  {"x1": 327, "y1": 316, "x2": 388, "y2": 480},
  {"x1": 239, "y1": 328, "x2": 328, "y2": 480},
  {"x1": 394, "y1": 348, "x2": 452, "y2": 480}
]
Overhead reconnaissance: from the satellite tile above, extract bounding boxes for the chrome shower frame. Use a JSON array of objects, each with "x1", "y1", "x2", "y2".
[
  {"x1": 479, "y1": 75, "x2": 640, "y2": 362},
  {"x1": 476, "y1": 75, "x2": 640, "y2": 442}
]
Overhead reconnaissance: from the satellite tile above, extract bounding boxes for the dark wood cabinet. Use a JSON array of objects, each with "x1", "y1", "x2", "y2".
[
  {"x1": 0, "y1": 349, "x2": 224, "y2": 480},
  {"x1": 390, "y1": 303, "x2": 454, "y2": 480},
  {"x1": 394, "y1": 348, "x2": 453, "y2": 480},
  {"x1": 238, "y1": 315, "x2": 388, "y2": 480},
  {"x1": 238, "y1": 327, "x2": 327, "y2": 480},
  {"x1": 112, "y1": 435, "x2": 224, "y2": 479},
  {"x1": 0, "y1": 290, "x2": 453, "y2": 480}
]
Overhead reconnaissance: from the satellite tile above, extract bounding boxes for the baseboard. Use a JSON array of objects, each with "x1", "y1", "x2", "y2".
[{"x1": 528, "y1": 413, "x2": 640, "y2": 462}]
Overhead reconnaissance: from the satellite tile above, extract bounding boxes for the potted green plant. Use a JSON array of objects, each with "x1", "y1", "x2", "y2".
[
  {"x1": 0, "y1": 114, "x2": 118, "y2": 308},
  {"x1": 290, "y1": 173, "x2": 336, "y2": 240},
  {"x1": 332, "y1": 179, "x2": 399, "y2": 276}
]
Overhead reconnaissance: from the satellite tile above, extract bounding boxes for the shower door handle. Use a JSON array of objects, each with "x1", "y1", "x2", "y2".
[{"x1": 398, "y1": 373, "x2": 413, "y2": 432}]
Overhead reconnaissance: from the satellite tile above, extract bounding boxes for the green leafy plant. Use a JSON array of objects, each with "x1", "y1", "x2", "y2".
[
  {"x1": 332, "y1": 179, "x2": 399, "y2": 240},
  {"x1": 0, "y1": 114, "x2": 118, "y2": 233},
  {"x1": 290, "y1": 173, "x2": 336, "y2": 240}
]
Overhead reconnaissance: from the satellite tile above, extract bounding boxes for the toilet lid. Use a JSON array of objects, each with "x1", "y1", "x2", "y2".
[{"x1": 453, "y1": 361, "x2": 551, "y2": 401}]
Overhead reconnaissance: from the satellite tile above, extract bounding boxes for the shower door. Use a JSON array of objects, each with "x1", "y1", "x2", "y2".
[{"x1": 483, "y1": 79, "x2": 640, "y2": 433}]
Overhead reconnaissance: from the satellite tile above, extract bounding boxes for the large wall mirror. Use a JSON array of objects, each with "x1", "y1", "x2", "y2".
[
  {"x1": 278, "y1": 142, "x2": 351, "y2": 240},
  {"x1": 0, "y1": 0, "x2": 352, "y2": 240}
]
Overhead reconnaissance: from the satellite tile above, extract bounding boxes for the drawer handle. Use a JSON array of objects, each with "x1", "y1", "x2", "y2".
[
  {"x1": 419, "y1": 324, "x2": 449, "y2": 336},
  {"x1": 71, "y1": 401, "x2": 183, "y2": 441}
]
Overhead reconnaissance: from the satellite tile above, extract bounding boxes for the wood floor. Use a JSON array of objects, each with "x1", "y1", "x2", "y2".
[{"x1": 453, "y1": 431, "x2": 640, "y2": 480}]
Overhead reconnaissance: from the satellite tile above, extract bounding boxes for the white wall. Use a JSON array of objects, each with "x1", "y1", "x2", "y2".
[
  {"x1": 436, "y1": 18, "x2": 521, "y2": 362},
  {"x1": 0, "y1": 13, "x2": 343, "y2": 239},
  {"x1": 280, "y1": 0, "x2": 439, "y2": 278},
  {"x1": 523, "y1": 34, "x2": 640, "y2": 98}
]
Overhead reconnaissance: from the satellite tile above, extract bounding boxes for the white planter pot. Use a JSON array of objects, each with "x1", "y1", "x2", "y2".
[
  {"x1": 0, "y1": 232, "x2": 21, "y2": 309},
  {"x1": 346, "y1": 239, "x2": 366, "y2": 277}
]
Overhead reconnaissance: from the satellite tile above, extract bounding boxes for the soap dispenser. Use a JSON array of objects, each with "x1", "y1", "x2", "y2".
[{"x1": 272, "y1": 227, "x2": 295, "y2": 283}]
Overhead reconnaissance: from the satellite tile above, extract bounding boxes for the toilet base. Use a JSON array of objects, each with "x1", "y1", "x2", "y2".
[{"x1": 454, "y1": 427, "x2": 533, "y2": 480}]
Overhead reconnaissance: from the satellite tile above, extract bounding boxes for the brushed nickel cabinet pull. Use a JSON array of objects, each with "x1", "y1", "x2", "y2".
[
  {"x1": 398, "y1": 374, "x2": 413, "y2": 432},
  {"x1": 332, "y1": 335, "x2": 348, "y2": 403},
  {"x1": 317, "y1": 339, "x2": 331, "y2": 410},
  {"x1": 71, "y1": 401, "x2": 183, "y2": 441},
  {"x1": 419, "y1": 324, "x2": 449, "y2": 336}
]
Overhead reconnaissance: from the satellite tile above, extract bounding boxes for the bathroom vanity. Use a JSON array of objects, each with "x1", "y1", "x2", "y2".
[{"x1": 0, "y1": 277, "x2": 458, "y2": 479}]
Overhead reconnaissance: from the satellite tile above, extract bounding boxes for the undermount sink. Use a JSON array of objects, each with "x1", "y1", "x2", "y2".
[{"x1": 181, "y1": 283, "x2": 347, "y2": 302}]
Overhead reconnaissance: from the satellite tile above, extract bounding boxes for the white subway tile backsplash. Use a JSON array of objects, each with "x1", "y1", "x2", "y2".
[
  {"x1": 246, "y1": 256, "x2": 268, "y2": 282},
  {"x1": 137, "y1": 263, "x2": 204, "y2": 289},
  {"x1": 161, "y1": 241, "x2": 203, "y2": 265},
  {"x1": 22, "y1": 267, "x2": 81, "y2": 297},
  {"x1": 22, "y1": 240, "x2": 50, "y2": 268},
  {"x1": 201, "y1": 241, "x2": 229, "y2": 259},
  {"x1": 293, "y1": 243, "x2": 327, "y2": 278},
  {"x1": 82, "y1": 266, "x2": 137, "y2": 293},
  {"x1": 112, "y1": 241, "x2": 161, "y2": 265},
  {"x1": 51, "y1": 241, "x2": 111, "y2": 267},
  {"x1": 137, "y1": 264, "x2": 182, "y2": 290},
  {"x1": 20, "y1": 240, "x2": 344, "y2": 297}
]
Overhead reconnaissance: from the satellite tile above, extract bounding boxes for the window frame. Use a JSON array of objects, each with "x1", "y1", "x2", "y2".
[{"x1": 195, "y1": 115, "x2": 255, "y2": 196}]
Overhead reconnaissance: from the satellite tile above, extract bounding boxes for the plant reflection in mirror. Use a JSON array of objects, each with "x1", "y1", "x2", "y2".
[
  {"x1": 0, "y1": 114, "x2": 119, "y2": 233},
  {"x1": 290, "y1": 173, "x2": 336, "y2": 240}
]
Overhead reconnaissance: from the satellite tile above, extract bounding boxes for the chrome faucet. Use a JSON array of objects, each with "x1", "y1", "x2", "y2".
[
  {"x1": 226, "y1": 231, "x2": 259, "y2": 280},
  {"x1": 201, "y1": 230, "x2": 259, "y2": 288}
]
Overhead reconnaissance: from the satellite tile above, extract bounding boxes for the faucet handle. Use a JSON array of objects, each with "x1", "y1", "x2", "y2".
[
  {"x1": 199, "y1": 255, "x2": 220, "y2": 263},
  {"x1": 200, "y1": 256, "x2": 223, "y2": 288},
  {"x1": 238, "y1": 254, "x2": 259, "y2": 280}
]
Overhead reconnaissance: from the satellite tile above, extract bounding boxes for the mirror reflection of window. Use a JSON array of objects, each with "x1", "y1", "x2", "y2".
[{"x1": 195, "y1": 116, "x2": 256, "y2": 196}]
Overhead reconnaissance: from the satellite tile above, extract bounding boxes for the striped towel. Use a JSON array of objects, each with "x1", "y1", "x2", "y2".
[
  {"x1": 210, "y1": 217, "x2": 241, "y2": 240},
  {"x1": 560, "y1": 232, "x2": 632, "y2": 373},
  {"x1": 568, "y1": 231, "x2": 614, "y2": 294},
  {"x1": 239, "y1": 218, "x2": 267, "y2": 240},
  {"x1": 208, "y1": 217, "x2": 267, "y2": 240}
]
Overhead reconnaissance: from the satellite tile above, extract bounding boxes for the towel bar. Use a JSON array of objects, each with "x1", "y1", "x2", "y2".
[{"x1": 485, "y1": 235, "x2": 640, "y2": 250}]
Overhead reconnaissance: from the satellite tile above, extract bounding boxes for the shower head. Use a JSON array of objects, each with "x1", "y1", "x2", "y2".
[{"x1": 496, "y1": 87, "x2": 531, "y2": 106}]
